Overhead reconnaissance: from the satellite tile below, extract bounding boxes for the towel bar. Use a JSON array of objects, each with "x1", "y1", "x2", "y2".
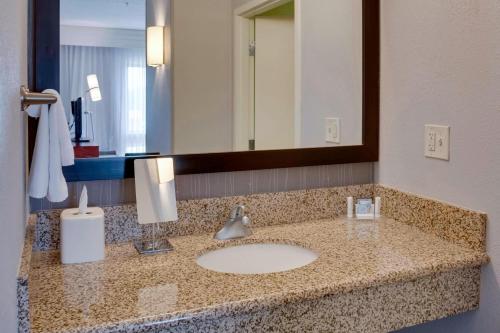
[{"x1": 20, "y1": 86, "x2": 57, "y2": 111}]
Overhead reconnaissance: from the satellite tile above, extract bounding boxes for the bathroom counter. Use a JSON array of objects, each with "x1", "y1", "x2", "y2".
[{"x1": 28, "y1": 217, "x2": 488, "y2": 333}]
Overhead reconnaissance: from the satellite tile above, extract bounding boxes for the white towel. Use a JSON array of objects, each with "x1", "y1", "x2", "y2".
[{"x1": 27, "y1": 89, "x2": 74, "y2": 202}]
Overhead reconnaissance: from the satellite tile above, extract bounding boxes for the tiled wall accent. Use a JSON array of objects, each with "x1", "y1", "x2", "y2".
[
  {"x1": 34, "y1": 184, "x2": 374, "y2": 251},
  {"x1": 375, "y1": 185, "x2": 487, "y2": 252},
  {"x1": 30, "y1": 162, "x2": 374, "y2": 212}
]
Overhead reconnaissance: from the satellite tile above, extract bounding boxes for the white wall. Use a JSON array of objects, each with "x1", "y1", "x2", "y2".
[
  {"x1": 61, "y1": 26, "x2": 145, "y2": 49},
  {"x1": 377, "y1": 1, "x2": 500, "y2": 332},
  {"x1": 232, "y1": 0, "x2": 250, "y2": 10},
  {"x1": 146, "y1": 0, "x2": 173, "y2": 154},
  {"x1": 0, "y1": 0, "x2": 28, "y2": 331},
  {"x1": 299, "y1": 0, "x2": 363, "y2": 147},
  {"x1": 171, "y1": 0, "x2": 233, "y2": 154},
  {"x1": 60, "y1": 0, "x2": 145, "y2": 30}
]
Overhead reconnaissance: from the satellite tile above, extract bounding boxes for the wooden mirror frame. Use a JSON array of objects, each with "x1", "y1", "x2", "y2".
[{"x1": 29, "y1": 0, "x2": 379, "y2": 181}]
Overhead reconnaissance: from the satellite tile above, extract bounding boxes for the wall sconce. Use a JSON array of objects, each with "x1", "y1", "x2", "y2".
[{"x1": 147, "y1": 26, "x2": 165, "y2": 67}]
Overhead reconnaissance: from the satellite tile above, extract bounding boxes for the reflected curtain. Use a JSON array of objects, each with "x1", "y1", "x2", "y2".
[{"x1": 60, "y1": 45, "x2": 146, "y2": 155}]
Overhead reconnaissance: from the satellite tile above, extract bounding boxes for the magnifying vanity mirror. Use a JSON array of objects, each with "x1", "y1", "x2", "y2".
[{"x1": 30, "y1": 0, "x2": 379, "y2": 180}]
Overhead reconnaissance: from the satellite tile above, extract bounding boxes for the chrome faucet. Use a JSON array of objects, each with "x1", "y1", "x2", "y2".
[{"x1": 214, "y1": 205, "x2": 252, "y2": 240}]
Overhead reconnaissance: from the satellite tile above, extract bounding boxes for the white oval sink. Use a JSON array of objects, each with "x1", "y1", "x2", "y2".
[{"x1": 196, "y1": 243, "x2": 318, "y2": 275}]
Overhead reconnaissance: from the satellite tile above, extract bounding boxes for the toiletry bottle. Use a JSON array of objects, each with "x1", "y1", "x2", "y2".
[
  {"x1": 347, "y1": 197, "x2": 354, "y2": 218},
  {"x1": 375, "y1": 197, "x2": 381, "y2": 218}
]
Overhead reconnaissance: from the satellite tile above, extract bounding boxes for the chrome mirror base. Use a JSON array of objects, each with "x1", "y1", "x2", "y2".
[{"x1": 134, "y1": 238, "x2": 174, "y2": 255}]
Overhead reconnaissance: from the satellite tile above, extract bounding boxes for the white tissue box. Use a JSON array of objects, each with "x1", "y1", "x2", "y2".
[{"x1": 60, "y1": 207, "x2": 105, "y2": 264}]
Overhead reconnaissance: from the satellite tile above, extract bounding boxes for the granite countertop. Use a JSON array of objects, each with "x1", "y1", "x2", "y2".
[{"x1": 29, "y1": 217, "x2": 488, "y2": 333}]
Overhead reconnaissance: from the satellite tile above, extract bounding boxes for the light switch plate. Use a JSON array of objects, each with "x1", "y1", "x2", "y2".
[
  {"x1": 325, "y1": 118, "x2": 340, "y2": 143},
  {"x1": 424, "y1": 125, "x2": 450, "y2": 160}
]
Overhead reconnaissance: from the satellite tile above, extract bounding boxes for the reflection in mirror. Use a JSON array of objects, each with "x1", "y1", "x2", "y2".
[
  {"x1": 60, "y1": 0, "x2": 362, "y2": 159},
  {"x1": 60, "y1": 0, "x2": 147, "y2": 157}
]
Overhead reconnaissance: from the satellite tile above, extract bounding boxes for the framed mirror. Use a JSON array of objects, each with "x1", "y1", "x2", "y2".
[{"x1": 29, "y1": 0, "x2": 379, "y2": 180}]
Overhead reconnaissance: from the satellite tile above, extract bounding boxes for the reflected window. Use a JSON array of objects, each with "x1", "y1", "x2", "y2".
[{"x1": 60, "y1": 0, "x2": 147, "y2": 157}]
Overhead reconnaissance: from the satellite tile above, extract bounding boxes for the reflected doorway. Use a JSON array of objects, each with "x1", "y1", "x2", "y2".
[{"x1": 233, "y1": 0, "x2": 297, "y2": 152}]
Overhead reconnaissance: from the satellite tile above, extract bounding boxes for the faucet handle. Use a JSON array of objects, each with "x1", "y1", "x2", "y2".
[
  {"x1": 241, "y1": 215, "x2": 251, "y2": 226},
  {"x1": 230, "y1": 205, "x2": 246, "y2": 219}
]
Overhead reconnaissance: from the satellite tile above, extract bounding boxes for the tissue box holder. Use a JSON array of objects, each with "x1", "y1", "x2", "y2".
[{"x1": 60, "y1": 207, "x2": 105, "y2": 264}]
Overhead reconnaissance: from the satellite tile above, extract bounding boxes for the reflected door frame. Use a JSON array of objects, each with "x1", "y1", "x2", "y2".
[{"x1": 233, "y1": 0, "x2": 300, "y2": 151}]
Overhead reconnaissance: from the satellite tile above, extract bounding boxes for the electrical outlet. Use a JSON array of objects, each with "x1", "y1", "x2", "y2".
[
  {"x1": 325, "y1": 118, "x2": 340, "y2": 143},
  {"x1": 424, "y1": 125, "x2": 450, "y2": 160},
  {"x1": 427, "y1": 131, "x2": 436, "y2": 152}
]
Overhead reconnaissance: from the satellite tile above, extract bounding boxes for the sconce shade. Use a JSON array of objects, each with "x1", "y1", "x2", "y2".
[
  {"x1": 86, "y1": 74, "x2": 102, "y2": 102},
  {"x1": 156, "y1": 157, "x2": 174, "y2": 184},
  {"x1": 147, "y1": 26, "x2": 165, "y2": 67}
]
